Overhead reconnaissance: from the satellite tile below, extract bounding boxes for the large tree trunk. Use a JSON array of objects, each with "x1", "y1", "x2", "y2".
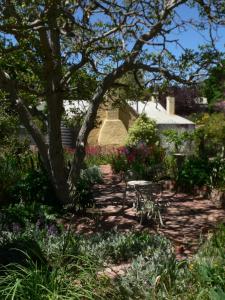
[
  {"x1": 38, "y1": 4, "x2": 70, "y2": 205},
  {"x1": 47, "y1": 95, "x2": 70, "y2": 204}
]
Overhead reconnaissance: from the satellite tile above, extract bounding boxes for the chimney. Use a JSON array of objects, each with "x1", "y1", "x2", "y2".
[{"x1": 166, "y1": 96, "x2": 175, "y2": 114}]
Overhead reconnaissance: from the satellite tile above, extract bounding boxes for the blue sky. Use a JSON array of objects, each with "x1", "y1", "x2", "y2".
[{"x1": 169, "y1": 4, "x2": 225, "y2": 56}]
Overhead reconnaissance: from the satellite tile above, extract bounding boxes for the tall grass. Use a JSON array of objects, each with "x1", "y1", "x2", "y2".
[{"x1": 0, "y1": 255, "x2": 112, "y2": 300}]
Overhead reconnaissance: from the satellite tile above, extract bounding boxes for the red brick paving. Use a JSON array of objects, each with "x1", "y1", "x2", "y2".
[{"x1": 65, "y1": 164, "x2": 225, "y2": 259}]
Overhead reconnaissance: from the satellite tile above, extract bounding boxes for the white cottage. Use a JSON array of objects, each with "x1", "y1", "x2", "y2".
[
  {"x1": 19, "y1": 97, "x2": 195, "y2": 149},
  {"x1": 129, "y1": 97, "x2": 195, "y2": 152},
  {"x1": 130, "y1": 97, "x2": 195, "y2": 131}
]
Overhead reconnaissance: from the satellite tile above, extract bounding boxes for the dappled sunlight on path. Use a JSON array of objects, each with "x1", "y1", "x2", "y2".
[{"x1": 63, "y1": 165, "x2": 225, "y2": 259}]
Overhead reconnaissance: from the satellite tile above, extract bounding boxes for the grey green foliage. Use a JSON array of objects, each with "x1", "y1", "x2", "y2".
[
  {"x1": 80, "y1": 166, "x2": 103, "y2": 185},
  {"x1": 0, "y1": 201, "x2": 225, "y2": 299}
]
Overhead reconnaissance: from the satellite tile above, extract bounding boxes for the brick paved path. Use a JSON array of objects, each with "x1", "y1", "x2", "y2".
[{"x1": 67, "y1": 165, "x2": 225, "y2": 259}]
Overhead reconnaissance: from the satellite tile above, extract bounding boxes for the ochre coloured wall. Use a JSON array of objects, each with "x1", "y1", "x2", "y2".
[
  {"x1": 87, "y1": 103, "x2": 107, "y2": 145},
  {"x1": 119, "y1": 105, "x2": 137, "y2": 130},
  {"x1": 98, "y1": 119, "x2": 128, "y2": 146},
  {"x1": 87, "y1": 102, "x2": 138, "y2": 146}
]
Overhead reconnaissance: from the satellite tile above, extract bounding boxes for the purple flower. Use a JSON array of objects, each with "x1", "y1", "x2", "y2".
[
  {"x1": 12, "y1": 222, "x2": 21, "y2": 233},
  {"x1": 47, "y1": 224, "x2": 58, "y2": 236}
]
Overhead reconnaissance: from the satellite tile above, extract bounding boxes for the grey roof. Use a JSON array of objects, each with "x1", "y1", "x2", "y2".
[{"x1": 129, "y1": 101, "x2": 194, "y2": 125}]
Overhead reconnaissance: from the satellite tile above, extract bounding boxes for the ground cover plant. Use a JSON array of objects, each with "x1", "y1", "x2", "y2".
[
  {"x1": 165, "y1": 224, "x2": 225, "y2": 300},
  {"x1": 0, "y1": 200, "x2": 224, "y2": 300},
  {"x1": 0, "y1": 202, "x2": 171, "y2": 299}
]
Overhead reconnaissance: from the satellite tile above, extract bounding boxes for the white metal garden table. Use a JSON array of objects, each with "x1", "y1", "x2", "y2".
[
  {"x1": 127, "y1": 180, "x2": 153, "y2": 209},
  {"x1": 126, "y1": 180, "x2": 163, "y2": 225}
]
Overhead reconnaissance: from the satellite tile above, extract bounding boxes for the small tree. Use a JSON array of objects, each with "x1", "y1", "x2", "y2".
[{"x1": 126, "y1": 114, "x2": 159, "y2": 147}]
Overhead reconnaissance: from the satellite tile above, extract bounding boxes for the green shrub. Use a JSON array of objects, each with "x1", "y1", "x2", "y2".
[
  {"x1": 80, "y1": 166, "x2": 103, "y2": 185},
  {"x1": 163, "y1": 154, "x2": 177, "y2": 179},
  {"x1": 177, "y1": 155, "x2": 225, "y2": 190},
  {"x1": 71, "y1": 166, "x2": 103, "y2": 212},
  {"x1": 110, "y1": 145, "x2": 165, "y2": 180},
  {"x1": 172, "y1": 225, "x2": 225, "y2": 299},
  {"x1": 0, "y1": 202, "x2": 58, "y2": 230},
  {"x1": 177, "y1": 156, "x2": 211, "y2": 189},
  {"x1": 0, "y1": 202, "x2": 60, "y2": 249},
  {"x1": 162, "y1": 129, "x2": 194, "y2": 153},
  {"x1": 194, "y1": 113, "x2": 225, "y2": 157},
  {"x1": 0, "y1": 150, "x2": 31, "y2": 203},
  {"x1": 10, "y1": 154, "x2": 55, "y2": 206},
  {"x1": 0, "y1": 150, "x2": 55, "y2": 206},
  {"x1": 209, "y1": 156, "x2": 225, "y2": 189},
  {"x1": 110, "y1": 150, "x2": 128, "y2": 174},
  {"x1": 126, "y1": 114, "x2": 159, "y2": 147}
]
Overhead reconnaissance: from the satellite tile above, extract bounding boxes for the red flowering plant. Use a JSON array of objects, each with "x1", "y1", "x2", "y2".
[
  {"x1": 127, "y1": 144, "x2": 163, "y2": 180},
  {"x1": 111, "y1": 143, "x2": 165, "y2": 180},
  {"x1": 84, "y1": 145, "x2": 116, "y2": 167},
  {"x1": 110, "y1": 146, "x2": 128, "y2": 173},
  {"x1": 110, "y1": 114, "x2": 165, "y2": 180}
]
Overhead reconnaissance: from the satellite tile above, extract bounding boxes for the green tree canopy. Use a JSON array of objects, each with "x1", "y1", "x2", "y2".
[
  {"x1": 0, "y1": 0, "x2": 224, "y2": 205},
  {"x1": 204, "y1": 61, "x2": 225, "y2": 105}
]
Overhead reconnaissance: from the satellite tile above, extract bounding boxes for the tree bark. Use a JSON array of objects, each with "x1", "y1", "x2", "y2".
[
  {"x1": 39, "y1": 4, "x2": 70, "y2": 205},
  {"x1": 47, "y1": 94, "x2": 70, "y2": 204}
]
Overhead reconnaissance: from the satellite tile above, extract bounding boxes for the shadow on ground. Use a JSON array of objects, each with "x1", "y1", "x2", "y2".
[{"x1": 62, "y1": 165, "x2": 225, "y2": 259}]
